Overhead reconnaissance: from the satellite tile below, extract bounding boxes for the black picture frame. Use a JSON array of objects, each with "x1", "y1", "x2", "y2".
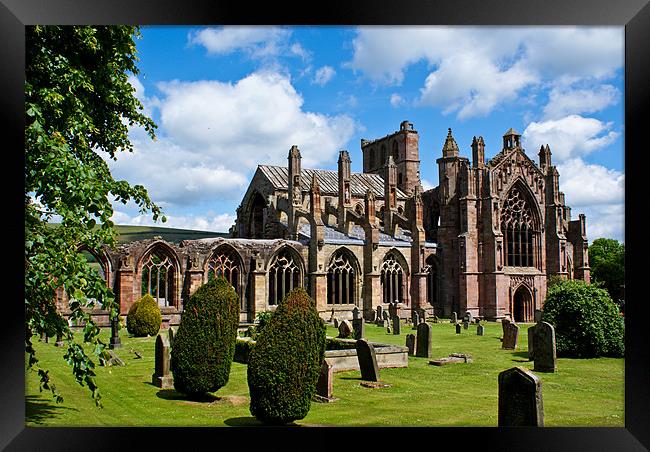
[{"x1": 2, "y1": 0, "x2": 648, "y2": 449}]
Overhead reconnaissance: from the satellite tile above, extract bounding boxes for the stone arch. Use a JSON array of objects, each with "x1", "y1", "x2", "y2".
[
  {"x1": 512, "y1": 283, "x2": 533, "y2": 322},
  {"x1": 500, "y1": 179, "x2": 543, "y2": 269},
  {"x1": 77, "y1": 244, "x2": 112, "y2": 286},
  {"x1": 267, "y1": 244, "x2": 305, "y2": 306},
  {"x1": 424, "y1": 254, "x2": 439, "y2": 308},
  {"x1": 326, "y1": 247, "x2": 362, "y2": 306},
  {"x1": 380, "y1": 249, "x2": 410, "y2": 305},
  {"x1": 137, "y1": 241, "x2": 181, "y2": 309},
  {"x1": 247, "y1": 191, "x2": 267, "y2": 239},
  {"x1": 205, "y1": 243, "x2": 245, "y2": 310}
]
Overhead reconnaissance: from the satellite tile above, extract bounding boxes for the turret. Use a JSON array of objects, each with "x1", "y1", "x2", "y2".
[
  {"x1": 471, "y1": 136, "x2": 485, "y2": 168},
  {"x1": 288, "y1": 145, "x2": 302, "y2": 207},
  {"x1": 502, "y1": 128, "x2": 521, "y2": 150},
  {"x1": 539, "y1": 144, "x2": 552, "y2": 170},
  {"x1": 338, "y1": 150, "x2": 352, "y2": 231},
  {"x1": 442, "y1": 128, "x2": 459, "y2": 158}
]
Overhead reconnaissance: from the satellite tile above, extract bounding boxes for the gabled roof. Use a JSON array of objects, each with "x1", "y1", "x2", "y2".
[{"x1": 258, "y1": 165, "x2": 409, "y2": 200}]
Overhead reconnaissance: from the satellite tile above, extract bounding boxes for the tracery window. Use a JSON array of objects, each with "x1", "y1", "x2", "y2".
[
  {"x1": 141, "y1": 250, "x2": 176, "y2": 308},
  {"x1": 207, "y1": 247, "x2": 243, "y2": 308},
  {"x1": 381, "y1": 251, "x2": 406, "y2": 304},
  {"x1": 500, "y1": 186, "x2": 539, "y2": 268},
  {"x1": 268, "y1": 248, "x2": 303, "y2": 305},
  {"x1": 327, "y1": 250, "x2": 358, "y2": 305},
  {"x1": 424, "y1": 255, "x2": 437, "y2": 306}
]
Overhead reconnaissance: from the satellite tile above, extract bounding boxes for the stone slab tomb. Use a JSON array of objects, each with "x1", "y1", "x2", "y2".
[
  {"x1": 498, "y1": 367, "x2": 544, "y2": 426},
  {"x1": 429, "y1": 353, "x2": 473, "y2": 366}
]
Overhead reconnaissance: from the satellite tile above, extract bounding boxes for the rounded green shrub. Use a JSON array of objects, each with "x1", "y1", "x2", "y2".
[
  {"x1": 126, "y1": 294, "x2": 162, "y2": 337},
  {"x1": 247, "y1": 288, "x2": 326, "y2": 425},
  {"x1": 170, "y1": 277, "x2": 240, "y2": 397},
  {"x1": 542, "y1": 279, "x2": 624, "y2": 358}
]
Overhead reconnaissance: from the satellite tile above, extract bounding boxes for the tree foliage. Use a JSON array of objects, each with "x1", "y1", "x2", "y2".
[
  {"x1": 25, "y1": 25, "x2": 163, "y2": 406},
  {"x1": 542, "y1": 279, "x2": 624, "y2": 358},
  {"x1": 126, "y1": 294, "x2": 162, "y2": 337},
  {"x1": 170, "y1": 277, "x2": 240, "y2": 397},
  {"x1": 247, "y1": 288, "x2": 326, "y2": 425},
  {"x1": 588, "y1": 238, "x2": 625, "y2": 309}
]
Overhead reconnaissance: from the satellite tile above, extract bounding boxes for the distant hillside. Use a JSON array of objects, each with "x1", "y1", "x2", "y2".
[{"x1": 47, "y1": 224, "x2": 229, "y2": 244}]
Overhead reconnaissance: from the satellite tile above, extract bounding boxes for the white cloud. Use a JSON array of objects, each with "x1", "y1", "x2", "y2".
[
  {"x1": 313, "y1": 65, "x2": 335, "y2": 86},
  {"x1": 345, "y1": 27, "x2": 623, "y2": 120},
  {"x1": 111, "y1": 208, "x2": 236, "y2": 232},
  {"x1": 521, "y1": 115, "x2": 620, "y2": 162},
  {"x1": 188, "y1": 26, "x2": 292, "y2": 59},
  {"x1": 110, "y1": 71, "x2": 357, "y2": 209},
  {"x1": 557, "y1": 158, "x2": 624, "y2": 207},
  {"x1": 542, "y1": 84, "x2": 620, "y2": 120},
  {"x1": 390, "y1": 93, "x2": 405, "y2": 108},
  {"x1": 421, "y1": 179, "x2": 435, "y2": 191}
]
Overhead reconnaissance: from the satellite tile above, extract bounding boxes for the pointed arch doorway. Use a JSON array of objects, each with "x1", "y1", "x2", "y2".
[{"x1": 513, "y1": 285, "x2": 533, "y2": 322}]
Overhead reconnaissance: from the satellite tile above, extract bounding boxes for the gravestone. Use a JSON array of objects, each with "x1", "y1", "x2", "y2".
[
  {"x1": 464, "y1": 311, "x2": 473, "y2": 323},
  {"x1": 392, "y1": 316, "x2": 401, "y2": 335},
  {"x1": 376, "y1": 306, "x2": 383, "y2": 324},
  {"x1": 152, "y1": 333, "x2": 173, "y2": 388},
  {"x1": 533, "y1": 321, "x2": 557, "y2": 373},
  {"x1": 527, "y1": 324, "x2": 537, "y2": 360},
  {"x1": 411, "y1": 311, "x2": 420, "y2": 327},
  {"x1": 109, "y1": 317, "x2": 122, "y2": 350},
  {"x1": 498, "y1": 367, "x2": 544, "y2": 426},
  {"x1": 463, "y1": 320, "x2": 469, "y2": 330},
  {"x1": 338, "y1": 319, "x2": 352, "y2": 338},
  {"x1": 455, "y1": 323, "x2": 461, "y2": 334},
  {"x1": 502, "y1": 322, "x2": 520, "y2": 349},
  {"x1": 388, "y1": 302, "x2": 397, "y2": 319},
  {"x1": 477, "y1": 324, "x2": 485, "y2": 336},
  {"x1": 416, "y1": 322, "x2": 433, "y2": 358},
  {"x1": 370, "y1": 309, "x2": 377, "y2": 323},
  {"x1": 329, "y1": 308, "x2": 335, "y2": 323},
  {"x1": 534, "y1": 309, "x2": 543, "y2": 323},
  {"x1": 356, "y1": 339, "x2": 380, "y2": 382},
  {"x1": 420, "y1": 309, "x2": 427, "y2": 324},
  {"x1": 406, "y1": 334, "x2": 416, "y2": 356},
  {"x1": 316, "y1": 360, "x2": 334, "y2": 400},
  {"x1": 501, "y1": 318, "x2": 511, "y2": 336},
  {"x1": 430, "y1": 353, "x2": 473, "y2": 365},
  {"x1": 102, "y1": 350, "x2": 126, "y2": 367},
  {"x1": 382, "y1": 311, "x2": 390, "y2": 321},
  {"x1": 333, "y1": 318, "x2": 339, "y2": 328},
  {"x1": 386, "y1": 324, "x2": 392, "y2": 334},
  {"x1": 450, "y1": 312, "x2": 458, "y2": 324},
  {"x1": 352, "y1": 317, "x2": 365, "y2": 340},
  {"x1": 352, "y1": 306, "x2": 361, "y2": 320}
]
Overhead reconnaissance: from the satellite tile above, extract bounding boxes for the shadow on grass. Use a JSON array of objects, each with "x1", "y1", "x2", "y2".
[
  {"x1": 155, "y1": 389, "x2": 220, "y2": 403},
  {"x1": 26, "y1": 395, "x2": 79, "y2": 425},
  {"x1": 224, "y1": 417, "x2": 307, "y2": 427},
  {"x1": 338, "y1": 376, "x2": 362, "y2": 380},
  {"x1": 511, "y1": 351, "x2": 531, "y2": 359}
]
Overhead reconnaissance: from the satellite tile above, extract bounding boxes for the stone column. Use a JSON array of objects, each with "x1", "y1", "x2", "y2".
[{"x1": 250, "y1": 256, "x2": 267, "y2": 320}]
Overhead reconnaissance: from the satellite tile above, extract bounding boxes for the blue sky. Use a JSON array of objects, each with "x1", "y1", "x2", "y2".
[{"x1": 108, "y1": 26, "x2": 625, "y2": 242}]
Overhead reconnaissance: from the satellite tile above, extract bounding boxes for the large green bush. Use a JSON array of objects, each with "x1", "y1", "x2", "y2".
[
  {"x1": 542, "y1": 279, "x2": 624, "y2": 358},
  {"x1": 170, "y1": 277, "x2": 239, "y2": 397},
  {"x1": 126, "y1": 294, "x2": 162, "y2": 337},
  {"x1": 247, "y1": 288, "x2": 326, "y2": 425}
]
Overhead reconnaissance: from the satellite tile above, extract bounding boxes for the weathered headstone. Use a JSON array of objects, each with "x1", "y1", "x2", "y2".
[
  {"x1": 382, "y1": 310, "x2": 390, "y2": 321},
  {"x1": 388, "y1": 302, "x2": 397, "y2": 319},
  {"x1": 464, "y1": 311, "x2": 473, "y2": 323},
  {"x1": 463, "y1": 320, "x2": 469, "y2": 330},
  {"x1": 376, "y1": 306, "x2": 383, "y2": 324},
  {"x1": 352, "y1": 306, "x2": 361, "y2": 320},
  {"x1": 356, "y1": 339, "x2": 380, "y2": 382},
  {"x1": 411, "y1": 311, "x2": 420, "y2": 327},
  {"x1": 455, "y1": 323, "x2": 461, "y2": 334},
  {"x1": 370, "y1": 309, "x2": 377, "y2": 323},
  {"x1": 527, "y1": 324, "x2": 537, "y2": 360},
  {"x1": 534, "y1": 309, "x2": 543, "y2": 323},
  {"x1": 498, "y1": 367, "x2": 544, "y2": 426},
  {"x1": 392, "y1": 316, "x2": 401, "y2": 335},
  {"x1": 109, "y1": 317, "x2": 122, "y2": 350},
  {"x1": 352, "y1": 317, "x2": 365, "y2": 340},
  {"x1": 333, "y1": 318, "x2": 339, "y2": 328},
  {"x1": 406, "y1": 334, "x2": 416, "y2": 356},
  {"x1": 102, "y1": 349, "x2": 126, "y2": 367},
  {"x1": 477, "y1": 324, "x2": 485, "y2": 336},
  {"x1": 420, "y1": 309, "x2": 427, "y2": 324},
  {"x1": 316, "y1": 360, "x2": 334, "y2": 400},
  {"x1": 430, "y1": 353, "x2": 473, "y2": 365},
  {"x1": 386, "y1": 324, "x2": 392, "y2": 334},
  {"x1": 338, "y1": 319, "x2": 352, "y2": 338},
  {"x1": 501, "y1": 318, "x2": 511, "y2": 336},
  {"x1": 533, "y1": 321, "x2": 557, "y2": 373},
  {"x1": 416, "y1": 322, "x2": 433, "y2": 358},
  {"x1": 502, "y1": 322, "x2": 520, "y2": 349},
  {"x1": 330, "y1": 308, "x2": 336, "y2": 322},
  {"x1": 450, "y1": 312, "x2": 458, "y2": 324},
  {"x1": 152, "y1": 333, "x2": 173, "y2": 388}
]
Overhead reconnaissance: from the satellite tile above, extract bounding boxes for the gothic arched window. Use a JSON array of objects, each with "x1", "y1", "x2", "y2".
[
  {"x1": 141, "y1": 248, "x2": 177, "y2": 308},
  {"x1": 424, "y1": 255, "x2": 438, "y2": 307},
  {"x1": 268, "y1": 247, "x2": 303, "y2": 305},
  {"x1": 500, "y1": 185, "x2": 539, "y2": 268},
  {"x1": 207, "y1": 246, "x2": 243, "y2": 309},
  {"x1": 327, "y1": 249, "x2": 358, "y2": 305},
  {"x1": 381, "y1": 251, "x2": 407, "y2": 304}
]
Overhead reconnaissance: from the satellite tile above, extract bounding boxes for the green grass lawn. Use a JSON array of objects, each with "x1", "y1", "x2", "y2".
[{"x1": 25, "y1": 320, "x2": 624, "y2": 427}]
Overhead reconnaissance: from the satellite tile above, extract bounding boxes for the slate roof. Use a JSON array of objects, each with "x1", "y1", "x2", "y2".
[
  {"x1": 258, "y1": 165, "x2": 408, "y2": 200},
  {"x1": 296, "y1": 222, "x2": 414, "y2": 247}
]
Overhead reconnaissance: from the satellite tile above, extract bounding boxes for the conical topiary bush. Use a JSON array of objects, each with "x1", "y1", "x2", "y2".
[
  {"x1": 247, "y1": 287, "x2": 326, "y2": 424},
  {"x1": 126, "y1": 293, "x2": 162, "y2": 337},
  {"x1": 170, "y1": 276, "x2": 240, "y2": 397}
]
